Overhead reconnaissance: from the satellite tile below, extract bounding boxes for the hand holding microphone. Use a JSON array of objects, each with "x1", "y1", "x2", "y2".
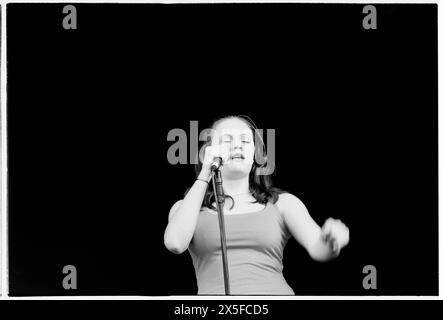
[
  {"x1": 210, "y1": 156, "x2": 223, "y2": 171},
  {"x1": 199, "y1": 145, "x2": 227, "y2": 182}
]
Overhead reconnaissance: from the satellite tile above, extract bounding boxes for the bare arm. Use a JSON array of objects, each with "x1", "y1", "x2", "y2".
[
  {"x1": 164, "y1": 145, "x2": 222, "y2": 254},
  {"x1": 276, "y1": 193, "x2": 349, "y2": 262},
  {"x1": 163, "y1": 170, "x2": 210, "y2": 254}
]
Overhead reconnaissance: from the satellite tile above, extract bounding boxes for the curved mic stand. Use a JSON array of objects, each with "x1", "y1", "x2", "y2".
[{"x1": 211, "y1": 168, "x2": 230, "y2": 295}]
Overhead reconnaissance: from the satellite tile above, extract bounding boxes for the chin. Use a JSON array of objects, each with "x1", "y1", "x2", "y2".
[{"x1": 221, "y1": 165, "x2": 252, "y2": 179}]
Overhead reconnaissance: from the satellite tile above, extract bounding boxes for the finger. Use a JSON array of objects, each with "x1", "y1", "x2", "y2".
[
  {"x1": 321, "y1": 229, "x2": 332, "y2": 242},
  {"x1": 324, "y1": 233, "x2": 332, "y2": 243},
  {"x1": 321, "y1": 221, "x2": 333, "y2": 238},
  {"x1": 210, "y1": 131, "x2": 221, "y2": 147},
  {"x1": 331, "y1": 239, "x2": 339, "y2": 253},
  {"x1": 323, "y1": 218, "x2": 336, "y2": 231},
  {"x1": 211, "y1": 145, "x2": 221, "y2": 156},
  {"x1": 322, "y1": 219, "x2": 331, "y2": 230},
  {"x1": 219, "y1": 147, "x2": 230, "y2": 163},
  {"x1": 208, "y1": 145, "x2": 222, "y2": 161},
  {"x1": 203, "y1": 146, "x2": 214, "y2": 164},
  {"x1": 341, "y1": 226, "x2": 350, "y2": 246}
]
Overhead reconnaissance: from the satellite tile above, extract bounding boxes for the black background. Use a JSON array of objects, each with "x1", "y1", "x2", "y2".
[{"x1": 7, "y1": 4, "x2": 438, "y2": 296}]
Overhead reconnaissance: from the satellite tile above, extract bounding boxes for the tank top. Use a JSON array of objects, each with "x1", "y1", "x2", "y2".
[{"x1": 188, "y1": 201, "x2": 295, "y2": 295}]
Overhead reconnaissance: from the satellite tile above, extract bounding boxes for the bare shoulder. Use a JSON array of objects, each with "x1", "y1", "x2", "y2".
[
  {"x1": 168, "y1": 199, "x2": 183, "y2": 222},
  {"x1": 275, "y1": 193, "x2": 308, "y2": 216}
]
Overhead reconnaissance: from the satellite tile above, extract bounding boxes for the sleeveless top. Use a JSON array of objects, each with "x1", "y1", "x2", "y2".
[{"x1": 188, "y1": 201, "x2": 295, "y2": 295}]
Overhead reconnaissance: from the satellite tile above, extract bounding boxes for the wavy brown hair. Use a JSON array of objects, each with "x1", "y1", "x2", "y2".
[{"x1": 186, "y1": 114, "x2": 285, "y2": 211}]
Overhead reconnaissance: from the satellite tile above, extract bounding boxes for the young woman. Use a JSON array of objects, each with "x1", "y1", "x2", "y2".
[{"x1": 164, "y1": 115, "x2": 349, "y2": 295}]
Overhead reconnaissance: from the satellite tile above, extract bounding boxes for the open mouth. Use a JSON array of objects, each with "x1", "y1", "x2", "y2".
[{"x1": 230, "y1": 154, "x2": 245, "y2": 160}]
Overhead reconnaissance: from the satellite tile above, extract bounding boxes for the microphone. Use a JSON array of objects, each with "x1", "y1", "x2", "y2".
[{"x1": 210, "y1": 157, "x2": 223, "y2": 171}]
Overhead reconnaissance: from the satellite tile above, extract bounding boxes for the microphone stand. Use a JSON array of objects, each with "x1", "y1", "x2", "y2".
[{"x1": 211, "y1": 168, "x2": 230, "y2": 295}]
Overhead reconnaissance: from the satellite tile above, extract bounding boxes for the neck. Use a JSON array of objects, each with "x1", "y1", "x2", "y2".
[{"x1": 222, "y1": 175, "x2": 250, "y2": 196}]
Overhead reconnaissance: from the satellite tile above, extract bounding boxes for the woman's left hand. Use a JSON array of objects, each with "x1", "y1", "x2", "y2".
[{"x1": 321, "y1": 218, "x2": 350, "y2": 254}]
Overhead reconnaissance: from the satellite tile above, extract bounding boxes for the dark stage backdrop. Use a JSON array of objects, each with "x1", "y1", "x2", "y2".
[{"x1": 7, "y1": 3, "x2": 437, "y2": 295}]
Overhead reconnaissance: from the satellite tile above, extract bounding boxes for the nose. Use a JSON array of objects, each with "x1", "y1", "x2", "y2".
[{"x1": 231, "y1": 136, "x2": 243, "y2": 150}]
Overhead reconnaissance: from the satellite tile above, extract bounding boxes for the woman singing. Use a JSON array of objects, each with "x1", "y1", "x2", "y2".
[{"x1": 164, "y1": 115, "x2": 350, "y2": 295}]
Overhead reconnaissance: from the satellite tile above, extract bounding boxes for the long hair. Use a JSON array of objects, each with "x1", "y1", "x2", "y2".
[{"x1": 187, "y1": 114, "x2": 285, "y2": 211}]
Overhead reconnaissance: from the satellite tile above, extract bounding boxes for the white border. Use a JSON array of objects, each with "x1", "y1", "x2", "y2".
[
  {"x1": 0, "y1": 0, "x2": 437, "y2": 3},
  {"x1": 2, "y1": 295, "x2": 441, "y2": 300},
  {"x1": 0, "y1": 0, "x2": 440, "y2": 301},
  {"x1": 438, "y1": 0, "x2": 441, "y2": 302},
  {"x1": 1, "y1": 0, "x2": 7, "y2": 298}
]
